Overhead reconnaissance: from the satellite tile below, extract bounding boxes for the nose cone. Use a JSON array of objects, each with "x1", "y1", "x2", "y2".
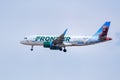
[{"x1": 20, "y1": 40, "x2": 27, "y2": 45}]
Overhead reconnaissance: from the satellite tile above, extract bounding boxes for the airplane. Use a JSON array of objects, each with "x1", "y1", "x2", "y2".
[{"x1": 20, "y1": 21, "x2": 112, "y2": 52}]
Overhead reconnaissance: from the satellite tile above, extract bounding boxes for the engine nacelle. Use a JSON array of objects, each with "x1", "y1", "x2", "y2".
[
  {"x1": 43, "y1": 42, "x2": 51, "y2": 48},
  {"x1": 43, "y1": 42, "x2": 60, "y2": 50}
]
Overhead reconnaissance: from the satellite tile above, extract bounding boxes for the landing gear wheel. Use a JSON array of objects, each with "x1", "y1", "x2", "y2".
[
  {"x1": 63, "y1": 49, "x2": 67, "y2": 52},
  {"x1": 59, "y1": 47, "x2": 62, "y2": 51},
  {"x1": 31, "y1": 48, "x2": 33, "y2": 51}
]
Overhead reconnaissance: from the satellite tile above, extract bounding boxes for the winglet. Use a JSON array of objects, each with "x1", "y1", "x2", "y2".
[{"x1": 63, "y1": 28, "x2": 68, "y2": 35}]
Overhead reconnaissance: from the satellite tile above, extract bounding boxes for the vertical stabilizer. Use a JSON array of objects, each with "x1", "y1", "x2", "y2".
[{"x1": 93, "y1": 21, "x2": 111, "y2": 41}]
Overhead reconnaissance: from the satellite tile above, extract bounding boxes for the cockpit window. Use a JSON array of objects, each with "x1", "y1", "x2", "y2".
[{"x1": 24, "y1": 37, "x2": 27, "y2": 39}]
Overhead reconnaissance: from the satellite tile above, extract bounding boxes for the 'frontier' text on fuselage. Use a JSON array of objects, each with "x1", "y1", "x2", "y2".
[{"x1": 35, "y1": 36, "x2": 71, "y2": 42}]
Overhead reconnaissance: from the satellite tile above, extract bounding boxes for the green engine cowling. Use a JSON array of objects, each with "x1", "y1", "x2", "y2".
[
  {"x1": 43, "y1": 42, "x2": 51, "y2": 48},
  {"x1": 43, "y1": 42, "x2": 59, "y2": 50}
]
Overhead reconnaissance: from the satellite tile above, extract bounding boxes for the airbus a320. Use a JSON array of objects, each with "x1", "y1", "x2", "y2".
[{"x1": 20, "y1": 21, "x2": 112, "y2": 52}]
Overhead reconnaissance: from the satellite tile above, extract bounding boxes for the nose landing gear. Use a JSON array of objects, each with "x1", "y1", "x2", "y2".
[{"x1": 30, "y1": 45, "x2": 33, "y2": 51}]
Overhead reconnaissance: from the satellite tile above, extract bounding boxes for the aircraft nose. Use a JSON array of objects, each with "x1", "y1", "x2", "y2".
[
  {"x1": 20, "y1": 40, "x2": 26, "y2": 44},
  {"x1": 20, "y1": 41, "x2": 23, "y2": 44}
]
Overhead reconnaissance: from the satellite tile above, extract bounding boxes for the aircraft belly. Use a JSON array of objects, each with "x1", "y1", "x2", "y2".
[
  {"x1": 26, "y1": 41, "x2": 43, "y2": 46},
  {"x1": 69, "y1": 41, "x2": 86, "y2": 46}
]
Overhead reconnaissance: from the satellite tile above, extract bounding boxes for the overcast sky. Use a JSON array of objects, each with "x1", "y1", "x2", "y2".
[{"x1": 0, "y1": 0, "x2": 120, "y2": 80}]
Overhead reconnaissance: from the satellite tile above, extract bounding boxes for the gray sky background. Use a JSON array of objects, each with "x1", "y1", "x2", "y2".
[{"x1": 0, "y1": 0, "x2": 120, "y2": 80}]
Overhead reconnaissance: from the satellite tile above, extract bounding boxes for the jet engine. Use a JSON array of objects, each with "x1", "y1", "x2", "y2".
[{"x1": 43, "y1": 42, "x2": 60, "y2": 50}]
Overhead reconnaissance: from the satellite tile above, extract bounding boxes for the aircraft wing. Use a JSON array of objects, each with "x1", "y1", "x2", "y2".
[{"x1": 52, "y1": 29, "x2": 68, "y2": 46}]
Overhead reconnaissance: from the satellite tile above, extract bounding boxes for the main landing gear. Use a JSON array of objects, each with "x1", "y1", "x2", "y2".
[
  {"x1": 59, "y1": 47, "x2": 67, "y2": 52},
  {"x1": 63, "y1": 46, "x2": 67, "y2": 52},
  {"x1": 63, "y1": 49, "x2": 67, "y2": 52}
]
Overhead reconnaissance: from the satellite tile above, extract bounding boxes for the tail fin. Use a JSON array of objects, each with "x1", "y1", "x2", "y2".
[{"x1": 93, "y1": 21, "x2": 111, "y2": 41}]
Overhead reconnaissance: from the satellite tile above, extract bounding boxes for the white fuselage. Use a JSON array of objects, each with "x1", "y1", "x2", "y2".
[
  {"x1": 20, "y1": 35, "x2": 104, "y2": 47},
  {"x1": 20, "y1": 21, "x2": 112, "y2": 52}
]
